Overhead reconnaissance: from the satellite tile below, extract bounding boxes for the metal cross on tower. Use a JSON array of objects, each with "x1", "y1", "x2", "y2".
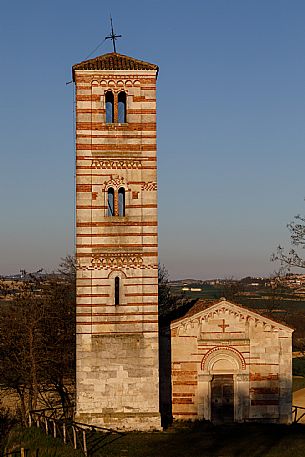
[{"x1": 105, "y1": 16, "x2": 122, "y2": 53}]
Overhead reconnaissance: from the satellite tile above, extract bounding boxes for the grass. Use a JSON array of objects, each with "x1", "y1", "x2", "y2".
[
  {"x1": 293, "y1": 376, "x2": 305, "y2": 392},
  {"x1": 169, "y1": 284, "x2": 305, "y2": 312},
  {"x1": 293, "y1": 357, "x2": 305, "y2": 378},
  {"x1": 5, "y1": 422, "x2": 305, "y2": 457},
  {"x1": 90, "y1": 422, "x2": 305, "y2": 457},
  {"x1": 5, "y1": 425, "x2": 83, "y2": 457}
]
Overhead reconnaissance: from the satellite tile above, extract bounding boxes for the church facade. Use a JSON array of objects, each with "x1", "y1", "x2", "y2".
[
  {"x1": 73, "y1": 52, "x2": 160, "y2": 430},
  {"x1": 170, "y1": 299, "x2": 293, "y2": 424}
]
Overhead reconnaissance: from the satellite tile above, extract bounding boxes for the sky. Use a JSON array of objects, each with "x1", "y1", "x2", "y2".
[{"x1": 0, "y1": 0, "x2": 305, "y2": 279}]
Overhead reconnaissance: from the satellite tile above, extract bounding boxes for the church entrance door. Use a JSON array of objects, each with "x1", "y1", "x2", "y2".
[{"x1": 211, "y1": 374, "x2": 234, "y2": 423}]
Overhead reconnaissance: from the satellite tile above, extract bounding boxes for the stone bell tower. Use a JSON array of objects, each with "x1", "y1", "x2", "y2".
[{"x1": 72, "y1": 52, "x2": 160, "y2": 430}]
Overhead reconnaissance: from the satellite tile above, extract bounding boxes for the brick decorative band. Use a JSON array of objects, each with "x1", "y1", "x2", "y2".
[
  {"x1": 91, "y1": 159, "x2": 142, "y2": 170},
  {"x1": 141, "y1": 182, "x2": 157, "y2": 191},
  {"x1": 77, "y1": 253, "x2": 158, "y2": 271},
  {"x1": 201, "y1": 346, "x2": 246, "y2": 370}
]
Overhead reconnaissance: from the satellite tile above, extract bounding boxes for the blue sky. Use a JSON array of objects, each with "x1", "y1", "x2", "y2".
[{"x1": 0, "y1": 0, "x2": 305, "y2": 279}]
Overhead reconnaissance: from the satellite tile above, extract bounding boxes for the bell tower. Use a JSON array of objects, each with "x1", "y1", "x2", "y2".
[{"x1": 72, "y1": 52, "x2": 160, "y2": 430}]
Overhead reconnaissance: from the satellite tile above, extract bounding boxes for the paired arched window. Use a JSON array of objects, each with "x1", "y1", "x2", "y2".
[
  {"x1": 105, "y1": 91, "x2": 114, "y2": 123},
  {"x1": 118, "y1": 188, "x2": 125, "y2": 216},
  {"x1": 118, "y1": 92, "x2": 127, "y2": 123},
  {"x1": 107, "y1": 187, "x2": 126, "y2": 216},
  {"x1": 114, "y1": 276, "x2": 120, "y2": 305},
  {"x1": 105, "y1": 91, "x2": 127, "y2": 124},
  {"x1": 107, "y1": 188, "x2": 115, "y2": 216}
]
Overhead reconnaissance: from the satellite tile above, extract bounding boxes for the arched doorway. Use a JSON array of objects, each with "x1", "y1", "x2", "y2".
[
  {"x1": 198, "y1": 347, "x2": 249, "y2": 423},
  {"x1": 211, "y1": 374, "x2": 234, "y2": 423}
]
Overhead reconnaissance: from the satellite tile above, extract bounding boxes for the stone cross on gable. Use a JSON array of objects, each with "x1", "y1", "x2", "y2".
[{"x1": 218, "y1": 319, "x2": 229, "y2": 333}]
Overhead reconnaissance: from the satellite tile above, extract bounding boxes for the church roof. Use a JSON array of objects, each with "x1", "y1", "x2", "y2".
[
  {"x1": 72, "y1": 52, "x2": 158, "y2": 77},
  {"x1": 171, "y1": 298, "x2": 293, "y2": 332}
]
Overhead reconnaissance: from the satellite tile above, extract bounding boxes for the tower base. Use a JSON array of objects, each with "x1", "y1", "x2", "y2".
[{"x1": 75, "y1": 412, "x2": 162, "y2": 431}]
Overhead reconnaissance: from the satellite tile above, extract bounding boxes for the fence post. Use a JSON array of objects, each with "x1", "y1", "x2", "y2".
[
  {"x1": 45, "y1": 418, "x2": 48, "y2": 434},
  {"x1": 53, "y1": 420, "x2": 56, "y2": 438},
  {"x1": 83, "y1": 430, "x2": 87, "y2": 457},
  {"x1": 28, "y1": 413, "x2": 32, "y2": 427},
  {"x1": 20, "y1": 448, "x2": 26, "y2": 457},
  {"x1": 63, "y1": 423, "x2": 67, "y2": 444},
  {"x1": 72, "y1": 426, "x2": 77, "y2": 449}
]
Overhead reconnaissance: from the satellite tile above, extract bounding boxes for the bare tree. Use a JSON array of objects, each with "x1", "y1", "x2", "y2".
[
  {"x1": 158, "y1": 264, "x2": 191, "y2": 322},
  {"x1": 219, "y1": 277, "x2": 244, "y2": 302},
  {"x1": 272, "y1": 205, "x2": 305, "y2": 273},
  {"x1": 0, "y1": 281, "x2": 47, "y2": 424},
  {"x1": 271, "y1": 207, "x2": 305, "y2": 358},
  {"x1": 42, "y1": 270, "x2": 75, "y2": 416},
  {"x1": 0, "y1": 257, "x2": 76, "y2": 424}
]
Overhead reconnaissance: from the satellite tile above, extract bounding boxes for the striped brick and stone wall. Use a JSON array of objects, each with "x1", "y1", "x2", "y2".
[
  {"x1": 73, "y1": 54, "x2": 161, "y2": 430},
  {"x1": 170, "y1": 299, "x2": 293, "y2": 424}
]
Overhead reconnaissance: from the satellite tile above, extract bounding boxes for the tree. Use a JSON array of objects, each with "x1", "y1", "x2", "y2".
[
  {"x1": 218, "y1": 277, "x2": 244, "y2": 302},
  {"x1": 0, "y1": 257, "x2": 76, "y2": 424},
  {"x1": 0, "y1": 281, "x2": 48, "y2": 424},
  {"x1": 272, "y1": 206, "x2": 305, "y2": 273},
  {"x1": 41, "y1": 267, "x2": 76, "y2": 416},
  {"x1": 158, "y1": 264, "x2": 172, "y2": 312},
  {"x1": 271, "y1": 205, "x2": 305, "y2": 357},
  {"x1": 158, "y1": 264, "x2": 192, "y2": 322}
]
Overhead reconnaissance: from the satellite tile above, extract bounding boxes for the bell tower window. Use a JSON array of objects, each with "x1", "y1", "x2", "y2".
[
  {"x1": 105, "y1": 91, "x2": 114, "y2": 123},
  {"x1": 107, "y1": 188, "x2": 115, "y2": 216},
  {"x1": 114, "y1": 276, "x2": 120, "y2": 305},
  {"x1": 118, "y1": 187, "x2": 125, "y2": 216},
  {"x1": 118, "y1": 91, "x2": 127, "y2": 123}
]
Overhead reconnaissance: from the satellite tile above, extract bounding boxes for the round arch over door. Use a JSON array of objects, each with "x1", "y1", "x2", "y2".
[{"x1": 197, "y1": 347, "x2": 249, "y2": 423}]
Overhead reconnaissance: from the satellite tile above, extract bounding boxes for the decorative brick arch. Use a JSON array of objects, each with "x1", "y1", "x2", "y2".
[
  {"x1": 201, "y1": 346, "x2": 246, "y2": 371},
  {"x1": 104, "y1": 176, "x2": 128, "y2": 191},
  {"x1": 107, "y1": 269, "x2": 127, "y2": 279}
]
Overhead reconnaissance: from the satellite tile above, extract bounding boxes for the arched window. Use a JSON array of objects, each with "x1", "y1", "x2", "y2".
[
  {"x1": 115, "y1": 277, "x2": 120, "y2": 305},
  {"x1": 118, "y1": 92, "x2": 127, "y2": 123},
  {"x1": 118, "y1": 187, "x2": 125, "y2": 216},
  {"x1": 107, "y1": 188, "x2": 115, "y2": 216},
  {"x1": 105, "y1": 91, "x2": 114, "y2": 123}
]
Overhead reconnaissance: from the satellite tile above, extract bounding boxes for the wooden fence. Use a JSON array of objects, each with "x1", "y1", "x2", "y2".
[
  {"x1": 29, "y1": 408, "x2": 124, "y2": 456},
  {"x1": 292, "y1": 405, "x2": 305, "y2": 423},
  {"x1": 2, "y1": 450, "x2": 39, "y2": 457}
]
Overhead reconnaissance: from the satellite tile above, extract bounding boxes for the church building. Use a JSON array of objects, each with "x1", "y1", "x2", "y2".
[
  {"x1": 170, "y1": 299, "x2": 293, "y2": 424},
  {"x1": 72, "y1": 49, "x2": 293, "y2": 430}
]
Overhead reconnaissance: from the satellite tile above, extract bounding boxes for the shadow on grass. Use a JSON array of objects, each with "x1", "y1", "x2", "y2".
[
  {"x1": 5, "y1": 422, "x2": 305, "y2": 457},
  {"x1": 89, "y1": 422, "x2": 305, "y2": 457}
]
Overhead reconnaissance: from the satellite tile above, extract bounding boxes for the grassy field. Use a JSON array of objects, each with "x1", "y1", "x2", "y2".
[
  {"x1": 4, "y1": 426, "x2": 83, "y2": 457},
  {"x1": 6, "y1": 422, "x2": 305, "y2": 457},
  {"x1": 293, "y1": 375, "x2": 305, "y2": 392},
  {"x1": 169, "y1": 283, "x2": 305, "y2": 312}
]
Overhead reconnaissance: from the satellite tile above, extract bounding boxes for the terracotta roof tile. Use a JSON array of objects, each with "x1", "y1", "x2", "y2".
[
  {"x1": 174, "y1": 299, "x2": 220, "y2": 320},
  {"x1": 72, "y1": 52, "x2": 158, "y2": 77},
  {"x1": 171, "y1": 298, "x2": 291, "y2": 329}
]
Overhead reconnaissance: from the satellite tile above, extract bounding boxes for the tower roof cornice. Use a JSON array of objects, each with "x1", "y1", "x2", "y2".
[{"x1": 72, "y1": 52, "x2": 158, "y2": 80}]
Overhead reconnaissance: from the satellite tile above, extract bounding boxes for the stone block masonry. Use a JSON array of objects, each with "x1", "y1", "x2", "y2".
[
  {"x1": 170, "y1": 299, "x2": 293, "y2": 424},
  {"x1": 73, "y1": 53, "x2": 161, "y2": 430}
]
